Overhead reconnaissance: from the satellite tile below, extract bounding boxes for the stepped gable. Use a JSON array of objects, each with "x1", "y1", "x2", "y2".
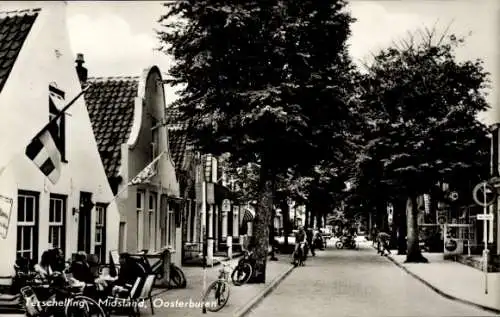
[
  {"x1": 84, "y1": 76, "x2": 139, "y2": 179},
  {"x1": 0, "y1": 8, "x2": 40, "y2": 93}
]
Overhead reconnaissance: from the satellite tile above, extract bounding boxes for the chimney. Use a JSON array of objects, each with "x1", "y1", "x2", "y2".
[{"x1": 75, "y1": 53, "x2": 88, "y2": 85}]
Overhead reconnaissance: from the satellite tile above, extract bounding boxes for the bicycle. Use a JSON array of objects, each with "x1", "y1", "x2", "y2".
[
  {"x1": 231, "y1": 251, "x2": 253, "y2": 286},
  {"x1": 19, "y1": 272, "x2": 106, "y2": 317},
  {"x1": 201, "y1": 262, "x2": 232, "y2": 312},
  {"x1": 133, "y1": 249, "x2": 187, "y2": 289}
]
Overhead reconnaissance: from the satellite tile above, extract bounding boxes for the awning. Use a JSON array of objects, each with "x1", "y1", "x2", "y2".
[{"x1": 241, "y1": 208, "x2": 255, "y2": 225}]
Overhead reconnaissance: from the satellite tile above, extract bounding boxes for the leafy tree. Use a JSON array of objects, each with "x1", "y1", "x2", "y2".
[
  {"x1": 357, "y1": 28, "x2": 490, "y2": 262},
  {"x1": 159, "y1": 0, "x2": 358, "y2": 281}
]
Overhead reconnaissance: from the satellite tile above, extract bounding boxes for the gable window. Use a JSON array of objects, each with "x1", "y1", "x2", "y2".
[
  {"x1": 16, "y1": 191, "x2": 39, "y2": 261},
  {"x1": 49, "y1": 194, "x2": 66, "y2": 254},
  {"x1": 136, "y1": 191, "x2": 144, "y2": 250},
  {"x1": 49, "y1": 84, "x2": 66, "y2": 162},
  {"x1": 94, "y1": 204, "x2": 107, "y2": 263}
]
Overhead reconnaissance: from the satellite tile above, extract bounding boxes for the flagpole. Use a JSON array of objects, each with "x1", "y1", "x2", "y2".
[{"x1": 33, "y1": 85, "x2": 92, "y2": 141}]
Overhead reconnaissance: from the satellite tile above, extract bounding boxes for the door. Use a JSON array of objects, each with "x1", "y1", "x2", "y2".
[{"x1": 78, "y1": 192, "x2": 93, "y2": 254}]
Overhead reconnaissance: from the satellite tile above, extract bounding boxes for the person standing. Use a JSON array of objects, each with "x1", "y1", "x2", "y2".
[{"x1": 306, "y1": 227, "x2": 315, "y2": 256}]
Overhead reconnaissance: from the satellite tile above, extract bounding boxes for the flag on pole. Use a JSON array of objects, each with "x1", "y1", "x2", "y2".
[
  {"x1": 128, "y1": 150, "x2": 166, "y2": 186},
  {"x1": 24, "y1": 85, "x2": 90, "y2": 185},
  {"x1": 25, "y1": 124, "x2": 62, "y2": 184}
]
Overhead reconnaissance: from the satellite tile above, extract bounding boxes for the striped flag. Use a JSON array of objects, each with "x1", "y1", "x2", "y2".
[
  {"x1": 24, "y1": 85, "x2": 90, "y2": 185},
  {"x1": 128, "y1": 150, "x2": 166, "y2": 186},
  {"x1": 25, "y1": 125, "x2": 61, "y2": 184}
]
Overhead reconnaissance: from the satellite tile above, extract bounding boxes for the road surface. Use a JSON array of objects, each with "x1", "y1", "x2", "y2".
[{"x1": 249, "y1": 240, "x2": 498, "y2": 317}]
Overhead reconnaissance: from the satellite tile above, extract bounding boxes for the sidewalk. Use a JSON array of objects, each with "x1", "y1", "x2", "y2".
[
  {"x1": 383, "y1": 248, "x2": 500, "y2": 313},
  {"x1": 148, "y1": 254, "x2": 294, "y2": 317}
]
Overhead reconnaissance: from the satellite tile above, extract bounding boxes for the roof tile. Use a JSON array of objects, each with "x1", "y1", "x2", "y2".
[
  {"x1": 84, "y1": 77, "x2": 139, "y2": 179},
  {"x1": 0, "y1": 9, "x2": 39, "y2": 93}
]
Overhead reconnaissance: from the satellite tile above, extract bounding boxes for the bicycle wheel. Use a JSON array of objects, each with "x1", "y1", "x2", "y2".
[
  {"x1": 202, "y1": 280, "x2": 230, "y2": 312},
  {"x1": 170, "y1": 264, "x2": 187, "y2": 288},
  {"x1": 231, "y1": 263, "x2": 253, "y2": 286},
  {"x1": 64, "y1": 295, "x2": 106, "y2": 317}
]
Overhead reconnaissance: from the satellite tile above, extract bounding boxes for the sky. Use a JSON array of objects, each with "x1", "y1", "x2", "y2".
[{"x1": 3, "y1": 1, "x2": 499, "y2": 123}]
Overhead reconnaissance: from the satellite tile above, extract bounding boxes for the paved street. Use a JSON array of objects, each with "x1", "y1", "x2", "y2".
[{"x1": 248, "y1": 240, "x2": 499, "y2": 317}]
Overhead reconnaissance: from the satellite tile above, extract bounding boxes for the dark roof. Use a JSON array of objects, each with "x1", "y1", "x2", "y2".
[
  {"x1": 0, "y1": 9, "x2": 40, "y2": 93},
  {"x1": 84, "y1": 77, "x2": 139, "y2": 179},
  {"x1": 168, "y1": 129, "x2": 188, "y2": 171}
]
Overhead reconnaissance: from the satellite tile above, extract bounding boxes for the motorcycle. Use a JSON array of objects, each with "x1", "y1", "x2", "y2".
[
  {"x1": 335, "y1": 235, "x2": 357, "y2": 249},
  {"x1": 313, "y1": 234, "x2": 325, "y2": 250}
]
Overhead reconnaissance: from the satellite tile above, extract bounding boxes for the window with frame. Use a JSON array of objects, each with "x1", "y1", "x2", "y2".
[
  {"x1": 136, "y1": 191, "x2": 144, "y2": 250},
  {"x1": 49, "y1": 195, "x2": 66, "y2": 253},
  {"x1": 48, "y1": 84, "x2": 66, "y2": 162},
  {"x1": 148, "y1": 193, "x2": 157, "y2": 250},
  {"x1": 94, "y1": 204, "x2": 107, "y2": 263},
  {"x1": 167, "y1": 203, "x2": 176, "y2": 247},
  {"x1": 17, "y1": 191, "x2": 39, "y2": 261}
]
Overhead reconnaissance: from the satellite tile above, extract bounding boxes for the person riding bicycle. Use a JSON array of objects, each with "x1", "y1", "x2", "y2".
[{"x1": 292, "y1": 226, "x2": 307, "y2": 263}]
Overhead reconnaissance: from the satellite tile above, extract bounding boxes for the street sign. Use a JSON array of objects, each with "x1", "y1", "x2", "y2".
[
  {"x1": 473, "y1": 182, "x2": 497, "y2": 207},
  {"x1": 222, "y1": 199, "x2": 231, "y2": 212},
  {"x1": 477, "y1": 214, "x2": 494, "y2": 221}
]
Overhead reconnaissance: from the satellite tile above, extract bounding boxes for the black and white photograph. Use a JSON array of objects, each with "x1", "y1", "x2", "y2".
[{"x1": 0, "y1": 0, "x2": 499, "y2": 316}]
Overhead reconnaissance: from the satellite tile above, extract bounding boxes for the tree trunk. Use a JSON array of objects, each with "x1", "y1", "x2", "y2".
[
  {"x1": 280, "y1": 200, "x2": 290, "y2": 246},
  {"x1": 316, "y1": 211, "x2": 323, "y2": 229},
  {"x1": 405, "y1": 195, "x2": 428, "y2": 263},
  {"x1": 304, "y1": 205, "x2": 310, "y2": 228},
  {"x1": 251, "y1": 165, "x2": 274, "y2": 283},
  {"x1": 395, "y1": 199, "x2": 407, "y2": 255},
  {"x1": 390, "y1": 203, "x2": 398, "y2": 249}
]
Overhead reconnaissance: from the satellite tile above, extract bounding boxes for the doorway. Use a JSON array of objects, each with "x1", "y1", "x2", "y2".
[{"x1": 78, "y1": 192, "x2": 93, "y2": 254}]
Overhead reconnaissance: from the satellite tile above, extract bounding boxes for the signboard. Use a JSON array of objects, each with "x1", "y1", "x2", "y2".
[
  {"x1": 206, "y1": 183, "x2": 215, "y2": 204},
  {"x1": 443, "y1": 224, "x2": 463, "y2": 256},
  {"x1": 0, "y1": 194, "x2": 13, "y2": 239},
  {"x1": 222, "y1": 199, "x2": 231, "y2": 212},
  {"x1": 477, "y1": 214, "x2": 494, "y2": 221},
  {"x1": 473, "y1": 182, "x2": 496, "y2": 207}
]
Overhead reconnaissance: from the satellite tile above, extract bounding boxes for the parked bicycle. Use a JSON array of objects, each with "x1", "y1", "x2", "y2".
[
  {"x1": 201, "y1": 262, "x2": 232, "y2": 312},
  {"x1": 231, "y1": 251, "x2": 254, "y2": 286},
  {"x1": 134, "y1": 249, "x2": 187, "y2": 289}
]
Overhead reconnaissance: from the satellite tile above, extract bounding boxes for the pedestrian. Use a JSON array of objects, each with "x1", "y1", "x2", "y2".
[
  {"x1": 371, "y1": 225, "x2": 379, "y2": 247},
  {"x1": 306, "y1": 227, "x2": 315, "y2": 256}
]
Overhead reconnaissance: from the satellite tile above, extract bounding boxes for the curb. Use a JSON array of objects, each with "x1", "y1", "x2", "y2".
[
  {"x1": 381, "y1": 250, "x2": 500, "y2": 315},
  {"x1": 232, "y1": 264, "x2": 295, "y2": 317}
]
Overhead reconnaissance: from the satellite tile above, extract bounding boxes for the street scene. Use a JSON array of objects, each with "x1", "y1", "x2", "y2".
[{"x1": 0, "y1": 0, "x2": 500, "y2": 316}]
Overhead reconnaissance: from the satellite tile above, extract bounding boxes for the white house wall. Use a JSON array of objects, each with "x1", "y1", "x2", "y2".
[{"x1": 0, "y1": 2, "x2": 119, "y2": 278}]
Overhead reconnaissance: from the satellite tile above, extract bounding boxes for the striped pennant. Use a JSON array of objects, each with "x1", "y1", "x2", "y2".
[{"x1": 25, "y1": 125, "x2": 61, "y2": 184}]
